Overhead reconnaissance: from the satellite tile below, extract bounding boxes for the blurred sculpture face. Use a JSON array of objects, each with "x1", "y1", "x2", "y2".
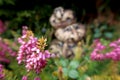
[
  {"x1": 49, "y1": 6, "x2": 76, "y2": 29},
  {"x1": 55, "y1": 23, "x2": 86, "y2": 42},
  {"x1": 49, "y1": 39, "x2": 63, "y2": 57},
  {"x1": 49, "y1": 39, "x2": 75, "y2": 58}
]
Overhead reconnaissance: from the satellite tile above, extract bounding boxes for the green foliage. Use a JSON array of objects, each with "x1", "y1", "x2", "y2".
[
  {"x1": 69, "y1": 60, "x2": 79, "y2": 69},
  {"x1": 89, "y1": 23, "x2": 115, "y2": 40},
  {"x1": 68, "y1": 69, "x2": 79, "y2": 79}
]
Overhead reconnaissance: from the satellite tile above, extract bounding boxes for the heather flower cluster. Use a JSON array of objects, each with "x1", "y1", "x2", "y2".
[
  {"x1": 0, "y1": 64, "x2": 4, "y2": 79},
  {"x1": 0, "y1": 38, "x2": 16, "y2": 64},
  {"x1": 90, "y1": 39, "x2": 120, "y2": 61},
  {"x1": 17, "y1": 26, "x2": 51, "y2": 73}
]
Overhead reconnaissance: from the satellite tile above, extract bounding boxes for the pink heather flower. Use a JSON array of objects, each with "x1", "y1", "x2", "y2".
[
  {"x1": 106, "y1": 52, "x2": 117, "y2": 60},
  {"x1": 22, "y1": 26, "x2": 28, "y2": 35},
  {"x1": 95, "y1": 54, "x2": 104, "y2": 60},
  {"x1": 34, "y1": 77, "x2": 41, "y2": 80},
  {"x1": 90, "y1": 50, "x2": 105, "y2": 61},
  {"x1": 17, "y1": 26, "x2": 52, "y2": 73},
  {"x1": 91, "y1": 38, "x2": 120, "y2": 61},
  {"x1": 0, "y1": 57, "x2": 10, "y2": 63},
  {"x1": 0, "y1": 38, "x2": 16, "y2": 64},
  {"x1": 93, "y1": 39, "x2": 100, "y2": 44},
  {"x1": 0, "y1": 38, "x2": 16, "y2": 57},
  {"x1": 0, "y1": 20, "x2": 6, "y2": 34},
  {"x1": 25, "y1": 50, "x2": 51, "y2": 73},
  {"x1": 22, "y1": 76, "x2": 28, "y2": 80},
  {"x1": 0, "y1": 64, "x2": 4, "y2": 79},
  {"x1": 109, "y1": 42, "x2": 117, "y2": 48},
  {"x1": 90, "y1": 53, "x2": 97, "y2": 60},
  {"x1": 117, "y1": 39, "x2": 120, "y2": 43},
  {"x1": 93, "y1": 39, "x2": 106, "y2": 50}
]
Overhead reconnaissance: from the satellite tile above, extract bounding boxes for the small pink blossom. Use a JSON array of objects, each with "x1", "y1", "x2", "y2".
[
  {"x1": 0, "y1": 64, "x2": 4, "y2": 79},
  {"x1": 34, "y1": 77, "x2": 41, "y2": 80},
  {"x1": 0, "y1": 38, "x2": 16, "y2": 64},
  {"x1": 22, "y1": 76, "x2": 28, "y2": 80}
]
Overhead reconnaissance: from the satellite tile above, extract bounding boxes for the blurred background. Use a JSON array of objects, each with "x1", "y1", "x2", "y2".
[{"x1": 0, "y1": 0, "x2": 120, "y2": 39}]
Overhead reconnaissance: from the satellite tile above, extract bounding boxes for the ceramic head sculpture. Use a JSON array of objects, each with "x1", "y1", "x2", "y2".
[{"x1": 49, "y1": 6, "x2": 76, "y2": 29}]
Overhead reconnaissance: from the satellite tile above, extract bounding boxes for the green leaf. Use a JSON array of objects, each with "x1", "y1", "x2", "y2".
[
  {"x1": 100, "y1": 25, "x2": 107, "y2": 30},
  {"x1": 63, "y1": 68, "x2": 69, "y2": 76},
  {"x1": 94, "y1": 32, "x2": 102, "y2": 38},
  {"x1": 84, "y1": 56, "x2": 89, "y2": 61},
  {"x1": 90, "y1": 24, "x2": 94, "y2": 28},
  {"x1": 104, "y1": 32, "x2": 113, "y2": 39},
  {"x1": 59, "y1": 59, "x2": 68, "y2": 67},
  {"x1": 78, "y1": 75, "x2": 89, "y2": 80},
  {"x1": 100, "y1": 38, "x2": 110, "y2": 46},
  {"x1": 68, "y1": 69, "x2": 79, "y2": 79},
  {"x1": 94, "y1": 28, "x2": 100, "y2": 33},
  {"x1": 69, "y1": 60, "x2": 79, "y2": 69}
]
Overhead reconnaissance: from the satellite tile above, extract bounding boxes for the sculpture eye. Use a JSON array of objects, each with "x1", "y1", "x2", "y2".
[
  {"x1": 66, "y1": 17, "x2": 71, "y2": 21},
  {"x1": 54, "y1": 9, "x2": 58, "y2": 13},
  {"x1": 58, "y1": 42, "x2": 63, "y2": 47},
  {"x1": 49, "y1": 47, "x2": 53, "y2": 50},
  {"x1": 64, "y1": 27, "x2": 71, "y2": 32},
  {"x1": 52, "y1": 20, "x2": 56, "y2": 23},
  {"x1": 74, "y1": 25, "x2": 79, "y2": 29}
]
